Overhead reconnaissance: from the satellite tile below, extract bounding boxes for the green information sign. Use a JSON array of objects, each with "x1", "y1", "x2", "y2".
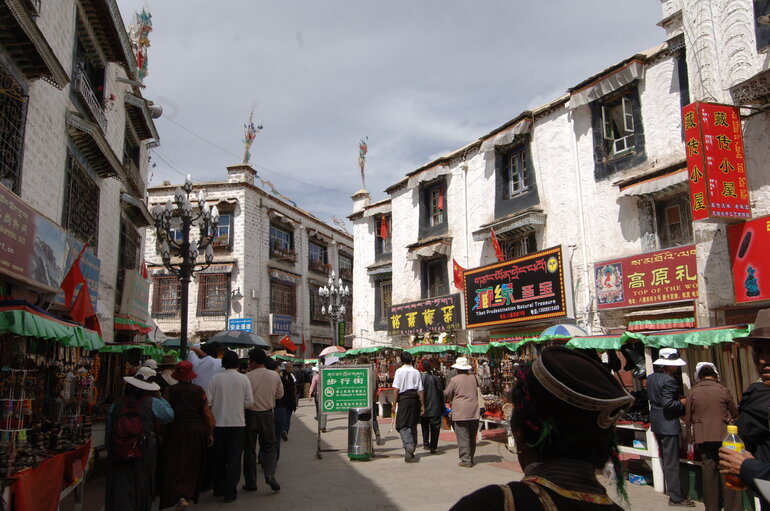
[{"x1": 319, "y1": 365, "x2": 371, "y2": 414}]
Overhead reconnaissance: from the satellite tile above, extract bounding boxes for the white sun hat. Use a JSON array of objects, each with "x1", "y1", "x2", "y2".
[
  {"x1": 451, "y1": 357, "x2": 472, "y2": 371},
  {"x1": 653, "y1": 348, "x2": 687, "y2": 367},
  {"x1": 123, "y1": 366, "x2": 161, "y2": 391}
]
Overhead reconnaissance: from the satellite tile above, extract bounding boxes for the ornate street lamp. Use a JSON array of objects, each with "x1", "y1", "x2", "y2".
[
  {"x1": 150, "y1": 174, "x2": 218, "y2": 360},
  {"x1": 319, "y1": 271, "x2": 350, "y2": 347}
]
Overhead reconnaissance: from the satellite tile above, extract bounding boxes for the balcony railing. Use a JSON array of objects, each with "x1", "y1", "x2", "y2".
[
  {"x1": 74, "y1": 66, "x2": 107, "y2": 132},
  {"x1": 309, "y1": 260, "x2": 332, "y2": 274},
  {"x1": 271, "y1": 246, "x2": 297, "y2": 262}
]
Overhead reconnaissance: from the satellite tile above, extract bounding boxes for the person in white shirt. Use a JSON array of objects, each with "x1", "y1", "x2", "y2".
[
  {"x1": 207, "y1": 350, "x2": 253, "y2": 503},
  {"x1": 189, "y1": 343, "x2": 224, "y2": 392},
  {"x1": 392, "y1": 351, "x2": 425, "y2": 462}
]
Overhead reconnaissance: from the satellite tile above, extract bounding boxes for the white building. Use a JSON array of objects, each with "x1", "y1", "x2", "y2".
[
  {"x1": 145, "y1": 164, "x2": 354, "y2": 356},
  {"x1": 0, "y1": 0, "x2": 159, "y2": 340},
  {"x1": 350, "y1": 1, "x2": 770, "y2": 348}
]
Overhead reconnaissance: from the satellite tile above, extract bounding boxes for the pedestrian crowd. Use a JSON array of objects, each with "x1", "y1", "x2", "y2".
[{"x1": 104, "y1": 343, "x2": 310, "y2": 510}]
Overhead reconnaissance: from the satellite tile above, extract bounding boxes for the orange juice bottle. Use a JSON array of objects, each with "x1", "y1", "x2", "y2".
[{"x1": 723, "y1": 425, "x2": 748, "y2": 490}]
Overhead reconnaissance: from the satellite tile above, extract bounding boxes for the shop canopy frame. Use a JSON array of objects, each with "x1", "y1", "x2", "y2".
[{"x1": 340, "y1": 346, "x2": 403, "y2": 358}]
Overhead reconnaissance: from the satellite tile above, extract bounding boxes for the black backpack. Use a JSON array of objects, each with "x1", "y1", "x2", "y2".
[{"x1": 111, "y1": 397, "x2": 147, "y2": 461}]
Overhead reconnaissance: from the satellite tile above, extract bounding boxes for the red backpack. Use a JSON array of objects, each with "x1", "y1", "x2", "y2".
[{"x1": 111, "y1": 396, "x2": 147, "y2": 461}]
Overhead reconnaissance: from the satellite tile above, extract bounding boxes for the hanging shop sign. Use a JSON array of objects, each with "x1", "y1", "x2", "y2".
[
  {"x1": 0, "y1": 184, "x2": 69, "y2": 291},
  {"x1": 682, "y1": 102, "x2": 751, "y2": 222},
  {"x1": 268, "y1": 313, "x2": 292, "y2": 335},
  {"x1": 388, "y1": 294, "x2": 461, "y2": 336},
  {"x1": 727, "y1": 215, "x2": 770, "y2": 303},
  {"x1": 53, "y1": 237, "x2": 100, "y2": 310},
  {"x1": 464, "y1": 246, "x2": 573, "y2": 329},
  {"x1": 118, "y1": 269, "x2": 150, "y2": 322},
  {"x1": 594, "y1": 244, "x2": 697, "y2": 310}
]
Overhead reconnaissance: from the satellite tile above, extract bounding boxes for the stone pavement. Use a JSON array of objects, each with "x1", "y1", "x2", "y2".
[{"x1": 68, "y1": 399, "x2": 706, "y2": 510}]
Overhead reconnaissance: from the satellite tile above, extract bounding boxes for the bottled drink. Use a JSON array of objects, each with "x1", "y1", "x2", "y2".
[{"x1": 722, "y1": 425, "x2": 748, "y2": 490}]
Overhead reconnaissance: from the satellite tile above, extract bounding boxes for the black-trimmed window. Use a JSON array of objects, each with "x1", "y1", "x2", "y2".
[
  {"x1": 116, "y1": 217, "x2": 141, "y2": 307},
  {"x1": 271, "y1": 280, "x2": 296, "y2": 316},
  {"x1": 755, "y1": 1, "x2": 770, "y2": 51},
  {"x1": 197, "y1": 273, "x2": 228, "y2": 316},
  {"x1": 0, "y1": 65, "x2": 27, "y2": 195},
  {"x1": 270, "y1": 224, "x2": 295, "y2": 261},
  {"x1": 501, "y1": 233, "x2": 537, "y2": 260},
  {"x1": 212, "y1": 212, "x2": 233, "y2": 248},
  {"x1": 374, "y1": 278, "x2": 392, "y2": 331},
  {"x1": 375, "y1": 214, "x2": 392, "y2": 258},
  {"x1": 591, "y1": 85, "x2": 646, "y2": 180},
  {"x1": 152, "y1": 276, "x2": 180, "y2": 316},
  {"x1": 506, "y1": 148, "x2": 529, "y2": 198},
  {"x1": 339, "y1": 253, "x2": 353, "y2": 281},
  {"x1": 495, "y1": 140, "x2": 538, "y2": 218},
  {"x1": 309, "y1": 283, "x2": 325, "y2": 323},
  {"x1": 421, "y1": 256, "x2": 448, "y2": 299},
  {"x1": 655, "y1": 194, "x2": 693, "y2": 249},
  {"x1": 419, "y1": 179, "x2": 447, "y2": 238},
  {"x1": 308, "y1": 241, "x2": 328, "y2": 272},
  {"x1": 62, "y1": 152, "x2": 99, "y2": 249}
]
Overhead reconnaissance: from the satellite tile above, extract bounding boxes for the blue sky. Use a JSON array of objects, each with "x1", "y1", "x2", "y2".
[{"x1": 117, "y1": 1, "x2": 665, "y2": 229}]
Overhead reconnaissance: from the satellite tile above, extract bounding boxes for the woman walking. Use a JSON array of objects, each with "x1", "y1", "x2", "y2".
[
  {"x1": 105, "y1": 366, "x2": 174, "y2": 511},
  {"x1": 444, "y1": 357, "x2": 480, "y2": 467},
  {"x1": 159, "y1": 361, "x2": 215, "y2": 510}
]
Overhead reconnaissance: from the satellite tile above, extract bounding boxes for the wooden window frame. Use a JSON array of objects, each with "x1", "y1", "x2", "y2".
[
  {"x1": 270, "y1": 280, "x2": 296, "y2": 317},
  {"x1": 197, "y1": 273, "x2": 229, "y2": 316},
  {"x1": 152, "y1": 276, "x2": 181, "y2": 317}
]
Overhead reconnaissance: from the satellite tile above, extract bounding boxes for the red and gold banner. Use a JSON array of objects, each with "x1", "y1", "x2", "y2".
[
  {"x1": 727, "y1": 215, "x2": 770, "y2": 303},
  {"x1": 682, "y1": 102, "x2": 751, "y2": 222},
  {"x1": 594, "y1": 245, "x2": 698, "y2": 310}
]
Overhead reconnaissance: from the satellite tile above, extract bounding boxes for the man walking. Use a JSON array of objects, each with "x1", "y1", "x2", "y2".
[
  {"x1": 648, "y1": 348, "x2": 695, "y2": 507},
  {"x1": 393, "y1": 351, "x2": 424, "y2": 462},
  {"x1": 243, "y1": 348, "x2": 283, "y2": 492},
  {"x1": 207, "y1": 350, "x2": 253, "y2": 504},
  {"x1": 419, "y1": 359, "x2": 444, "y2": 454}
]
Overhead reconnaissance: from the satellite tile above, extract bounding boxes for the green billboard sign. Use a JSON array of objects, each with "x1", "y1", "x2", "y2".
[{"x1": 319, "y1": 365, "x2": 371, "y2": 414}]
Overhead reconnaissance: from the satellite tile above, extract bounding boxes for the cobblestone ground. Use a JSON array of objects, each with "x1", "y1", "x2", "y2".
[{"x1": 67, "y1": 399, "x2": 708, "y2": 510}]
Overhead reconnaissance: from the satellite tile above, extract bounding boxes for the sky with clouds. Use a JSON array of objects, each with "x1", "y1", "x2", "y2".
[{"x1": 117, "y1": 1, "x2": 665, "y2": 229}]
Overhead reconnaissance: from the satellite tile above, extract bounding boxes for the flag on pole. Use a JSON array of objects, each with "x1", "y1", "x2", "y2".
[
  {"x1": 490, "y1": 228, "x2": 504, "y2": 262},
  {"x1": 280, "y1": 335, "x2": 297, "y2": 352},
  {"x1": 140, "y1": 259, "x2": 148, "y2": 280},
  {"x1": 379, "y1": 215, "x2": 389, "y2": 240},
  {"x1": 358, "y1": 137, "x2": 368, "y2": 189},
  {"x1": 70, "y1": 283, "x2": 102, "y2": 338},
  {"x1": 452, "y1": 258, "x2": 466, "y2": 290},
  {"x1": 300, "y1": 335, "x2": 306, "y2": 355},
  {"x1": 60, "y1": 244, "x2": 88, "y2": 308}
]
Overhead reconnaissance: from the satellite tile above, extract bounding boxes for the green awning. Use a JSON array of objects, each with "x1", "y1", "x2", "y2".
[
  {"x1": 620, "y1": 325, "x2": 750, "y2": 349},
  {"x1": 0, "y1": 302, "x2": 104, "y2": 350},
  {"x1": 100, "y1": 343, "x2": 165, "y2": 356},
  {"x1": 405, "y1": 344, "x2": 468, "y2": 355},
  {"x1": 465, "y1": 342, "x2": 523, "y2": 354},
  {"x1": 566, "y1": 335, "x2": 624, "y2": 350},
  {"x1": 627, "y1": 317, "x2": 695, "y2": 331}
]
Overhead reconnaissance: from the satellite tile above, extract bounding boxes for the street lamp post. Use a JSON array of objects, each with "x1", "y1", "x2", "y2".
[
  {"x1": 151, "y1": 174, "x2": 218, "y2": 361},
  {"x1": 319, "y1": 271, "x2": 350, "y2": 347},
  {"x1": 225, "y1": 287, "x2": 243, "y2": 330}
]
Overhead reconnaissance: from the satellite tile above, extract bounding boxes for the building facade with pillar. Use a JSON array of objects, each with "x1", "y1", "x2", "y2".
[{"x1": 145, "y1": 164, "x2": 354, "y2": 356}]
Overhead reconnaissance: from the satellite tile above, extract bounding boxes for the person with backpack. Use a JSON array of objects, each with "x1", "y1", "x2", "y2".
[{"x1": 105, "y1": 366, "x2": 174, "y2": 511}]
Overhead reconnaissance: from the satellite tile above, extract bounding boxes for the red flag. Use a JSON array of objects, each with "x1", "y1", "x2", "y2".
[
  {"x1": 490, "y1": 228, "x2": 504, "y2": 262},
  {"x1": 437, "y1": 188, "x2": 445, "y2": 211},
  {"x1": 452, "y1": 258, "x2": 466, "y2": 290},
  {"x1": 70, "y1": 283, "x2": 102, "y2": 338},
  {"x1": 140, "y1": 260, "x2": 148, "y2": 280},
  {"x1": 60, "y1": 245, "x2": 88, "y2": 307},
  {"x1": 300, "y1": 335, "x2": 306, "y2": 355},
  {"x1": 379, "y1": 215, "x2": 389, "y2": 240},
  {"x1": 280, "y1": 335, "x2": 297, "y2": 352}
]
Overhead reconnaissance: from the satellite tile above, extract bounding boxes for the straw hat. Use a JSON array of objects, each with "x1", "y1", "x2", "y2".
[
  {"x1": 451, "y1": 357, "x2": 472, "y2": 370},
  {"x1": 653, "y1": 348, "x2": 686, "y2": 366},
  {"x1": 158, "y1": 354, "x2": 177, "y2": 368},
  {"x1": 124, "y1": 366, "x2": 160, "y2": 391}
]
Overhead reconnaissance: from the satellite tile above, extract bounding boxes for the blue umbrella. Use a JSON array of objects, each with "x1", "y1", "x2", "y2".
[
  {"x1": 161, "y1": 338, "x2": 181, "y2": 348},
  {"x1": 540, "y1": 324, "x2": 589, "y2": 338}
]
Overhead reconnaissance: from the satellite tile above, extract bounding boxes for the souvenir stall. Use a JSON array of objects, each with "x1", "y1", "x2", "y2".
[
  {"x1": 340, "y1": 347, "x2": 402, "y2": 416},
  {"x1": 0, "y1": 300, "x2": 102, "y2": 511}
]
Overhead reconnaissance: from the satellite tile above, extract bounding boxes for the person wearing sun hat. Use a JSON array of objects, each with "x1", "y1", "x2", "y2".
[
  {"x1": 105, "y1": 366, "x2": 174, "y2": 511},
  {"x1": 444, "y1": 356, "x2": 480, "y2": 468},
  {"x1": 647, "y1": 347, "x2": 695, "y2": 507},
  {"x1": 158, "y1": 361, "x2": 215, "y2": 511},
  {"x1": 451, "y1": 346, "x2": 633, "y2": 510}
]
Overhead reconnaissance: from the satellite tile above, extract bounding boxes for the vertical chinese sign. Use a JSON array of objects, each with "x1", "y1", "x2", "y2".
[
  {"x1": 682, "y1": 102, "x2": 751, "y2": 221},
  {"x1": 727, "y1": 215, "x2": 770, "y2": 303}
]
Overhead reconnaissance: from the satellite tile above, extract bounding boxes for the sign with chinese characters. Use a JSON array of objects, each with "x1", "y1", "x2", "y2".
[
  {"x1": 229, "y1": 317, "x2": 253, "y2": 331},
  {"x1": 388, "y1": 294, "x2": 461, "y2": 336},
  {"x1": 727, "y1": 215, "x2": 770, "y2": 303},
  {"x1": 268, "y1": 313, "x2": 292, "y2": 335},
  {"x1": 682, "y1": 102, "x2": 751, "y2": 222},
  {"x1": 463, "y1": 246, "x2": 573, "y2": 329},
  {"x1": 319, "y1": 365, "x2": 372, "y2": 414},
  {"x1": 594, "y1": 245, "x2": 698, "y2": 310}
]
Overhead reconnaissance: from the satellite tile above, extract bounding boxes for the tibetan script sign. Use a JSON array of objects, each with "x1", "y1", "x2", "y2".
[
  {"x1": 464, "y1": 246, "x2": 572, "y2": 329},
  {"x1": 319, "y1": 365, "x2": 372, "y2": 414},
  {"x1": 388, "y1": 294, "x2": 461, "y2": 336},
  {"x1": 682, "y1": 102, "x2": 751, "y2": 222},
  {"x1": 727, "y1": 215, "x2": 770, "y2": 304},
  {"x1": 595, "y1": 245, "x2": 698, "y2": 310}
]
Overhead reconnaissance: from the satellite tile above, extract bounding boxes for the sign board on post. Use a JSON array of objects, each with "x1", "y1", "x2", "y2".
[
  {"x1": 682, "y1": 102, "x2": 751, "y2": 222},
  {"x1": 594, "y1": 245, "x2": 698, "y2": 310},
  {"x1": 463, "y1": 246, "x2": 572, "y2": 329},
  {"x1": 727, "y1": 215, "x2": 770, "y2": 303},
  {"x1": 319, "y1": 365, "x2": 372, "y2": 414},
  {"x1": 228, "y1": 318, "x2": 253, "y2": 331},
  {"x1": 388, "y1": 294, "x2": 462, "y2": 336}
]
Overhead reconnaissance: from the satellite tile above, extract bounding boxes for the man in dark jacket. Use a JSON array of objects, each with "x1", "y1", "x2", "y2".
[
  {"x1": 419, "y1": 359, "x2": 444, "y2": 454},
  {"x1": 647, "y1": 348, "x2": 694, "y2": 507}
]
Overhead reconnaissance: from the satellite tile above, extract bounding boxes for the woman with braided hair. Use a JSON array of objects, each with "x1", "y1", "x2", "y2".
[{"x1": 451, "y1": 346, "x2": 634, "y2": 511}]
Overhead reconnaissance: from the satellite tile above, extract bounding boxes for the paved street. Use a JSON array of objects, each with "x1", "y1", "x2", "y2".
[{"x1": 70, "y1": 398, "x2": 705, "y2": 510}]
